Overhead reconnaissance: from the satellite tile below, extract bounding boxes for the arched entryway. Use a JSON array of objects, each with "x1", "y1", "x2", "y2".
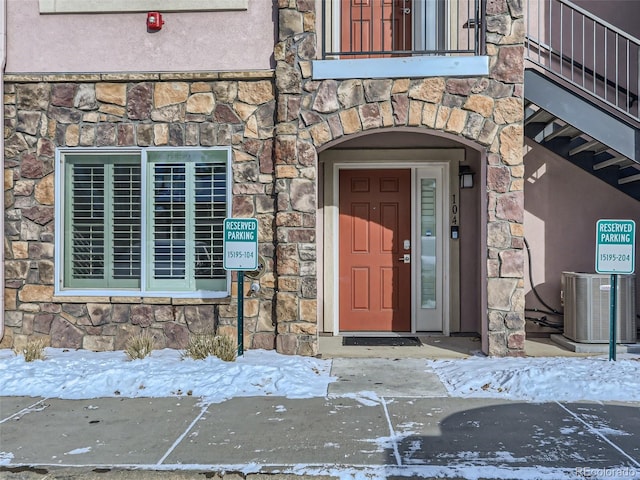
[{"x1": 317, "y1": 129, "x2": 486, "y2": 344}]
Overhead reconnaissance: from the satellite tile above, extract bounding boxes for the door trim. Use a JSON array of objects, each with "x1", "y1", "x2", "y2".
[{"x1": 322, "y1": 149, "x2": 463, "y2": 336}]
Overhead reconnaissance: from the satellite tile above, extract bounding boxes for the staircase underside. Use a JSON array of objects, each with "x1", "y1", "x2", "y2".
[{"x1": 524, "y1": 69, "x2": 640, "y2": 201}]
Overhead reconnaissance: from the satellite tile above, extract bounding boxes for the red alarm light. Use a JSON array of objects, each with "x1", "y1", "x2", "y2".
[{"x1": 147, "y1": 12, "x2": 164, "y2": 31}]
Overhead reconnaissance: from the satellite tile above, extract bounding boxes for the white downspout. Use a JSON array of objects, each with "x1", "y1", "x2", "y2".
[{"x1": 0, "y1": 0, "x2": 6, "y2": 342}]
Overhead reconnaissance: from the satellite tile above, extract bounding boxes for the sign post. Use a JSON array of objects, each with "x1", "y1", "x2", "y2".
[
  {"x1": 223, "y1": 218, "x2": 259, "y2": 356},
  {"x1": 595, "y1": 219, "x2": 636, "y2": 361}
]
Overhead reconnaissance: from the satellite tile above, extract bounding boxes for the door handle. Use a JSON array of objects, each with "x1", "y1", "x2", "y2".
[
  {"x1": 398, "y1": 254, "x2": 410, "y2": 263},
  {"x1": 403, "y1": 8, "x2": 411, "y2": 14}
]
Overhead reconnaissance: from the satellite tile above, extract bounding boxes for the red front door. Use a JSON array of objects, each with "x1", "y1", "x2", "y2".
[
  {"x1": 339, "y1": 169, "x2": 412, "y2": 332},
  {"x1": 341, "y1": 0, "x2": 412, "y2": 57}
]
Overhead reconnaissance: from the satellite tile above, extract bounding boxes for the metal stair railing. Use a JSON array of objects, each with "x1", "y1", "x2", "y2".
[{"x1": 525, "y1": 0, "x2": 640, "y2": 124}]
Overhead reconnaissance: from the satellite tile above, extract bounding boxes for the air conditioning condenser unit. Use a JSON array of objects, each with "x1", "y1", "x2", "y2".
[{"x1": 561, "y1": 272, "x2": 636, "y2": 344}]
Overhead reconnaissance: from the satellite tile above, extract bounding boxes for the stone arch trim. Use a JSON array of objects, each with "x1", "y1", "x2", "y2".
[
  {"x1": 315, "y1": 125, "x2": 494, "y2": 155},
  {"x1": 273, "y1": 0, "x2": 525, "y2": 356}
]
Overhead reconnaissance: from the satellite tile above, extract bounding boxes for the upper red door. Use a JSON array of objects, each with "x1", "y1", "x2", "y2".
[
  {"x1": 341, "y1": 0, "x2": 412, "y2": 57},
  {"x1": 339, "y1": 169, "x2": 412, "y2": 332}
]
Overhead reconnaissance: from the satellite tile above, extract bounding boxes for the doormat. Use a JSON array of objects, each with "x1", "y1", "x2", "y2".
[{"x1": 342, "y1": 336, "x2": 422, "y2": 347}]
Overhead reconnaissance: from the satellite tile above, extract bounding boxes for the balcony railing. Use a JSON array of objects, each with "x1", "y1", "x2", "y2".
[
  {"x1": 525, "y1": 0, "x2": 640, "y2": 123},
  {"x1": 321, "y1": 0, "x2": 486, "y2": 59}
]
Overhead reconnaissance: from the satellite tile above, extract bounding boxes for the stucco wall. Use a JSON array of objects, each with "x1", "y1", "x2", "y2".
[
  {"x1": 6, "y1": 0, "x2": 275, "y2": 74},
  {"x1": 524, "y1": 140, "x2": 640, "y2": 332},
  {"x1": 574, "y1": 0, "x2": 640, "y2": 38}
]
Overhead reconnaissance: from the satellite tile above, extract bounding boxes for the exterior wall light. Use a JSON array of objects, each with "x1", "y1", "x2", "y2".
[{"x1": 459, "y1": 165, "x2": 475, "y2": 189}]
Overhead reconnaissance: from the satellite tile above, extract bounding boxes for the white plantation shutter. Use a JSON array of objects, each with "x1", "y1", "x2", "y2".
[
  {"x1": 147, "y1": 150, "x2": 228, "y2": 292},
  {"x1": 64, "y1": 155, "x2": 141, "y2": 289},
  {"x1": 112, "y1": 164, "x2": 142, "y2": 281},
  {"x1": 68, "y1": 163, "x2": 105, "y2": 283},
  {"x1": 151, "y1": 162, "x2": 187, "y2": 282},
  {"x1": 194, "y1": 162, "x2": 227, "y2": 281}
]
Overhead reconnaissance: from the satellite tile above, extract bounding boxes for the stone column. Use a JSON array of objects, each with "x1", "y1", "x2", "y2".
[
  {"x1": 485, "y1": 0, "x2": 526, "y2": 356},
  {"x1": 273, "y1": 0, "x2": 318, "y2": 355},
  {"x1": 271, "y1": 0, "x2": 526, "y2": 357}
]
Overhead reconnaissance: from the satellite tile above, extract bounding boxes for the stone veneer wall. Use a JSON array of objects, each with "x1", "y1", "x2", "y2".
[
  {"x1": 2, "y1": 72, "x2": 281, "y2": 353},
  {"x1": 3, "y1": 0, "x2": 527, "y2": 358},
  {"x1": 274, "y1": 0, "x2": 526, "y2": 356}
]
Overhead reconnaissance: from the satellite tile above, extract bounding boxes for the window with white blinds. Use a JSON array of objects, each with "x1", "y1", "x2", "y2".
[{"x1": 58, "y1": 148, "x2": 230, "y2": 296}]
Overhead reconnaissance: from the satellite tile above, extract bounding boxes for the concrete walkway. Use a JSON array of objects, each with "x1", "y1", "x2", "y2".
[{"x1": 1, "y1": 349, "x2": 640, "y2": 479}]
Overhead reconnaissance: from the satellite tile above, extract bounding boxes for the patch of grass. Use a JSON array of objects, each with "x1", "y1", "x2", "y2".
[
  {"x1": 124, "y1": 331, "x2": 155, "y2": 360},
  {"x1": 183, "y1": 333, "x2": 237, "y2": 362},
  {"x1": 14, "y1": 338, "x2": 46, "y2": 362}
]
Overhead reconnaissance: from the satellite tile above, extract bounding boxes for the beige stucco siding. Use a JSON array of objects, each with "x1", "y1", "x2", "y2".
[
  {"x1": 6, "y1": 0, "x2": 274, "y2": 74},
  {"x1": 524, "y1": 140, "x2": 640, "y2": 328}
]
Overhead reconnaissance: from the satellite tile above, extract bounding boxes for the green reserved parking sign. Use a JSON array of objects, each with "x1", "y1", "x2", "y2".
[
  {"x1": 595, "y1": 219, "x2": 635, "y2": 362},
  {"x1": 223, "y1": 218, "x2": 258, "y2": 271},
  {"x1": 223, "y1": 218, "x2": 259, "y2": 356},
  {"x1": 596, "y1": 219, "x2": 636, "y2": 274}
]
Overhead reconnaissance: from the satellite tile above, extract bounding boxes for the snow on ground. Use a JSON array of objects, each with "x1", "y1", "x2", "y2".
[
  {"x1": 428, "y1": 354, "x2": 640, "y2": 402},
  {"x1": 1, "y1": 349, "x2": 640, "y2": 479},
  {"x1": 0, "y1": 347, "x2": 639, "y2": 403},
  {"x1": 0, "y1": 348, "x2": 334, "y2": 403}
]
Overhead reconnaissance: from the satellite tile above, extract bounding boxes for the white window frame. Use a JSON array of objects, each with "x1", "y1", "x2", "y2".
[
  {"x1": 54, "y1": 146, "x2": 232, "y2": 298},
  {"x1": 39, "y1": 0, "x2": 247, "y2": 14}
]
